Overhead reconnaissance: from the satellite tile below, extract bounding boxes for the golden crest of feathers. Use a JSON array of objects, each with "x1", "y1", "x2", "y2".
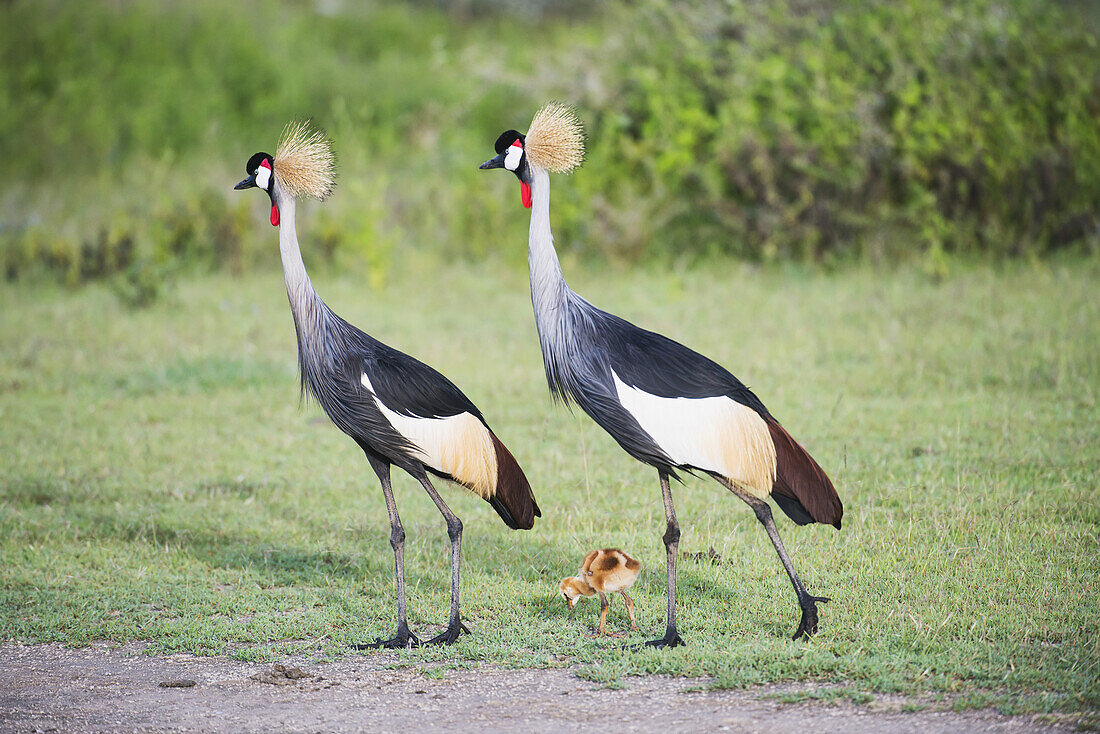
[
  {"x1": 525, "y1": 102, "x2": 585, "y2": 173},
  {"x1": 274, "y1": 120, "x2": 336, "y2": 200}
]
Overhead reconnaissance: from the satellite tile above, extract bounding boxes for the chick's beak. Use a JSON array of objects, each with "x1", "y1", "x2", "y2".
[
  {"x1": 234, "y1": 174, "x2": 257, "y2": 191},
  {"x1": 479, "y1": 152, "x2": 505, "y2": 170}
]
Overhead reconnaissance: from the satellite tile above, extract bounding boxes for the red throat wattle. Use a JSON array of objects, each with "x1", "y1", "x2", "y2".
[
  {"x1": 270, "y1": 204, "x2": 280, "y2": 227},
  {"x1": 520, "y1": 182, "x2": 532, "y2": 209}
]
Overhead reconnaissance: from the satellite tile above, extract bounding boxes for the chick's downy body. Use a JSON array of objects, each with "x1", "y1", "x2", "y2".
[{"x1": 560, "y1": 548, "x2": 642, "y2": 636}]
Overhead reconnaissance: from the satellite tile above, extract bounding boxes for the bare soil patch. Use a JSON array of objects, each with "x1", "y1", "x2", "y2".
[{"x1": 0, "y1": 642, "x2": 1077, "y2": 733}]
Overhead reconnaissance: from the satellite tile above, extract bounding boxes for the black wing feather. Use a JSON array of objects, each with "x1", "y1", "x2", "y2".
[
  {"x1": 362, "y1": 340, "x2": 483, "y2": 421},
  {"x1": 591, "y1": 309, "x2": 772, "y2": 418}
]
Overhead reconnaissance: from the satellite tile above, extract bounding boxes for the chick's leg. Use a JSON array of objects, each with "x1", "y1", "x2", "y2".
[
  {"x1": 587, "y1": 592, "x2": 612, "y2": 638},
  {"x1": 621, "y1": 591, "x2": 639, "y2": 631}
]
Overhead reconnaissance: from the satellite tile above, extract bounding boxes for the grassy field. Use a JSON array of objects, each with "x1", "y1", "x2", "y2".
[{"x1": 1, "y1": 257, "x2": 1098, "y2": 715}]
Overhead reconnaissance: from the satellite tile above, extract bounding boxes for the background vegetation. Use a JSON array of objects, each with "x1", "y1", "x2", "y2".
[{"x1": 1, "y1": 0, "x2": 1097, "y2": 290}]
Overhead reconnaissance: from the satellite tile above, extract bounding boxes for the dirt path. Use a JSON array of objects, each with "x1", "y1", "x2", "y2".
[{"x1": 0, "y1": 642, "x2": 1075, "y2": 733}]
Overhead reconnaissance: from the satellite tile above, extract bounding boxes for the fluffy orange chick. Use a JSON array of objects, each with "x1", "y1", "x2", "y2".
[{"x1": 559, "y1": 548, "x2": 642, "y2": 637}]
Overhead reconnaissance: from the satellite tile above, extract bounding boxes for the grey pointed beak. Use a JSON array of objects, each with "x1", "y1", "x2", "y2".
[
  {"x1": 479, "y1": 152, "x2": 505, "y2": 170},
  {"x1": 234, "y1": 174, "x2": 257, "y2": 190}
]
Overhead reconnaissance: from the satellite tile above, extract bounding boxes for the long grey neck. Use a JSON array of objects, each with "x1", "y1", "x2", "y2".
[
  {"x1": 528, "y1": 166, "x2": 570, "y2": 331},
  {"x1": 275, "y1": 185, "x2": 310, "y2": 298},
  {"x1": 527, "y1": 166, "x2": 582, "y2": 399},
  {"x1": 274, "y1": 184, "x2": 325, "y2": 356}
]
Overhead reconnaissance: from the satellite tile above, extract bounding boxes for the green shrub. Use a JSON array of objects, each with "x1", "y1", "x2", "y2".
[
  {"x1": 110, "y1": 257, "x2": 173, "y2": 309},
  {"x1": 565, "y1": 0, "x2": 1100, "y2": 262},
  {"x1": 1, "y1": 0, "x2": 1096, "y2": 285}
]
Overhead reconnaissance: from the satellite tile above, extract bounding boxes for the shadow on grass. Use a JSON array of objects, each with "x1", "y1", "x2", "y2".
[
  {"x1": 2, "y1": 475, "x2": 88, "y2": 507},
  {"x1": 80, "y1": 511, "x2": 393, "y2": 585}
]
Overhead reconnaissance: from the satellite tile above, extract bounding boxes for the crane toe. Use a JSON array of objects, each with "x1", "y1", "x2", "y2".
[
  {"x1": 423, "y1": 620, "x2": 471, "y2": 646},
  {"x1": 642, "y1": 629, "x2": 686, "y2": 649},
  {"x1": 792, "y1": 595, "x2": 830, "y2": 640},
  {"x1": 352, "y1": 628, "x2": 420, "y2": 650}
]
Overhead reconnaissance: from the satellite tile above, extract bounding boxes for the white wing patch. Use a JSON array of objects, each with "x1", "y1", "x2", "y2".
[
  {"x1": 361, "y1": 373, "x2": 497, "y2": 498},
  {"x1": 611, "y1": 370, "x2": 776, "y2": 498}
]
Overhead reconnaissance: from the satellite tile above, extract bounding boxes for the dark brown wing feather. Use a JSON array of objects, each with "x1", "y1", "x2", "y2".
[
  {"x1": 767, "y1": 420, "x2": 843, "y2": 529},
  {"x1": 487, "y1": 432, "x2": 540, "y2": 530},
  {"x1": 591, "y1": 551, "x2": 621, "y2": 572}
]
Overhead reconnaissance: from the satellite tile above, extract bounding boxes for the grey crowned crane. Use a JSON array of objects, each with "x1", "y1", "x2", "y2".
[
  {"x1": 234, "y1": 121, "x2": 539, "y2": 648},
  {"x1": 480, "y1": 104, "x2": 842, "y2": 647}
]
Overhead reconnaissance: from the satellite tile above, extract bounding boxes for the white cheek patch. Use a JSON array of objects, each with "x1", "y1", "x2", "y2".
[
  {"x1": 255, "y1": 165, "x2": 271, "y2": 190},
  {"x1": 504, "y1": 144, "x2": 523, "y2": 171}
]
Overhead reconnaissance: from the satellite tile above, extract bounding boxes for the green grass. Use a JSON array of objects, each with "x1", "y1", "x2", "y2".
[{"x1": 1, "y1": 258, "x2": 1098, "y2": 715}]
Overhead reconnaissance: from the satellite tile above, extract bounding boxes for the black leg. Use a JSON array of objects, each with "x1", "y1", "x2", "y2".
[
  {"x1": 415, "y1": 471, "x2": 470, "y2": 646},
  {"x1": 719, "y1": 477, "x2": 829, "y2": 640},
  {"x1": 353, "y1": 455, "x2": 419, "y2": 650},
  {"x1": 646, "y1": 470, "x2": 685, "y2": 648}
]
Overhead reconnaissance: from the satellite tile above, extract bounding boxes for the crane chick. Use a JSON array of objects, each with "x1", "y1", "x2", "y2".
[{"x1": 560, "y1": 548, "x2": 642, "y2": 637}]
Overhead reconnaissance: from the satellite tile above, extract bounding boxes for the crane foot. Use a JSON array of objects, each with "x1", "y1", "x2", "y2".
[
  {"x1": 423, "y1": 620, "x2": 471, "y2": 646},
  {"x1": 792, "y1": 595, "x2": 830, "y2": 640},
  {"x1": 352, "y1": 628, "x2": 420, "y2": 650},
  {"x1": 640, "y1": 628, "x2": 685, "y2": 649}
]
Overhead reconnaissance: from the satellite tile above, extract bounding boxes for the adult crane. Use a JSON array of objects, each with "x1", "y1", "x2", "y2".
[
  {"x1": 479, "y1": 104, "x2": 841, "y2": 647},
  {"x1": 235, "y1": 121, "x2": 539, "y2": 648}
]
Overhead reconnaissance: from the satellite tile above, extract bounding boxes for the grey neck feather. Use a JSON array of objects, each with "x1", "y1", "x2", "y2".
[
  {"x1": 274, "y1": 184, "x2": 313, "y2": 309},
  {"x1": 273, "y1": 182, "x2": 333, "y2": 396},
  {"x1": 527, "y1": 166, "x2": 566, "y2": 311},
  {"x1": 527, "y1": 166, "x2": 589, "y2": 399}
]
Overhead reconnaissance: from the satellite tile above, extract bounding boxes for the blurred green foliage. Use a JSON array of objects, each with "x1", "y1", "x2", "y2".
[
  {"x1": 0, "y1": 0, "x2": 1097, "y2": 291},
  {"x1": 570, "y1": 0, "x2": 1100, "y2": 263}
]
